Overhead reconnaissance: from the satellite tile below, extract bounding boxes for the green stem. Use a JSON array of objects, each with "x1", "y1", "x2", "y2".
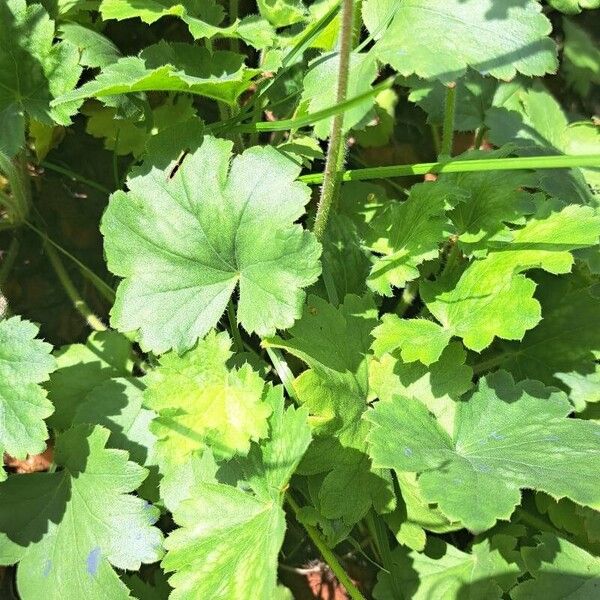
[
  {"x1": 286, "y1": 493, "x2": 367, "y2": 600},
  {"x1": 25, "y1": 220, "x2": 115, "y2": 303},
  {"x1": 430, "y1": 124, "x2": 441, "y2": 156},
  {"x1": 40, "y1": 161, "x2": 112, "y2": 195},
  {"x1": 313, "y1": 0, "x2": 355, "y2": 241},
  {"x1": 0, "y1": 151, "x2": 31, "y2": 225},
  {"x1": 230, "y1": 0, "x2": 240, "y2": 54},
  {"x1": 265, "y1": 346, "x2": 298, "y2": 401},
  {"x1": 471, "y1": 352, "x2": 509, "y2": 375},
  {"x1": 440, "y1": 83, "x2": 457, "y2": 158},
  {"x1": 0, "y1": 235, "x2": 19, "y2": 287},
  {"x1": 473, "y1": 126, "x2": 487, "y2": 149},
  {"x1": 227, "y1": 299, "x2": 244, "y2": 353},
  {"x1": 299, "y1": 153, "x2": 600, "y2": 184},
  {"x1": 44, "y1": 241, "x2": 107, "y2": 332},
  {"x1": 366, "y1": 511, "x2": 401, "y2": 599}
]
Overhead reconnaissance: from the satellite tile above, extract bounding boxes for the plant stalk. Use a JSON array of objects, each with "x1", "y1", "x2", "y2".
[
  {"x1": 313, "y1": 0, "x2": 355, "y2": 241},
  {"x1": 299, "y1": 153, "x2": 600, "y2": 184},
  {"x1": 44, "y1": 241, "x2": 107, "y2": 332},
  {"x1": 440, "y1": 82, "x2": 457, "y2": 158},
  {"x1": 286, "y1": 493, "x2": 367, "y2": 600}
]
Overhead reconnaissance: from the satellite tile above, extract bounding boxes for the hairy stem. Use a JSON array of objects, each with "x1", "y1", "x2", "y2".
[
  {"x1": 313, "y1": 0, "x2": 354, "y2": 241},
  {"x1": 440, "y1": 82, "x2": 457, "y2": 158},
  {"x1": 286, "y1": 493, "x2": 367, "y2": 600},
  {"x1": 44, "y1": 241, "x2": 107, "y2": 332}
]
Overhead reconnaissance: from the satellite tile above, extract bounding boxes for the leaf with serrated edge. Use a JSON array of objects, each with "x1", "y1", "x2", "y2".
[
  {"x1": 102, "y1": 135, "x2": 321, "y2": 354},
  {"x1": 0, "y1": 317, "x2": 56, "y2": 480},
  {"x1": 370, "y1": 0, "x2": 557, "y2": 84},
  {"x1": 162, "y1": 390, "x2": 311, "y2": 600},
  {"x1": 366, "y1": 370, "x2": 600, "y2": 533},
  {"x1": 0, "y1": 425, "x2": 163, "y2": 600}
]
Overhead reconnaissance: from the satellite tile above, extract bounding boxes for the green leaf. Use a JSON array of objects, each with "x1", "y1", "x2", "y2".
[
  {"x1": 162, "y1": 391, "x2": 311, "y2": 599},
  {"x1": 74, "y1": 377, "x2": 157, "y2": 468},
  {"x1": 418, "y1": 203, "x2": 600, "y2": 358},
  {"x1": 374, "y1": 536, "x2": 520, "y2": 600},
  {"x1": 548, "y1": 0, "x2": 600, "y2": 14},
  {"x1": 406, "y1": 70, "x2": 497, "y2": 132},
  {"x1": 366, "y1": 370, "x2": 600, "y2": 532},
  {"x1": 257, "y1": 0, "x2": 305, "y2": 27},
  {"x1": 476, "y1": 271, "x2": 600, "y2": 407},
  {"x1": 302, "y1": 51, "x2": 378, "y2": 139},
  {"x1": 100, "y1": 0, "x2": 275, "y2": 48},
  {"x1": 266, "y1": 294, "x2": 395, "y2": 526},
  {"x1": 0, "y1": 425, "x2": 163, "y2": 600},
  {"x1": 145, "y1": 331, "x2": 272, "y2": 466},
  {"x1": 511, "y1": 533, "x2": 600, "y2": 599},
  {"x1": 57, "y1": 23, "x2": 121, "y2": 68},
  {"x1": 364, "y1": 181, "x2": 467, "y2": 296},
  {"x1": 562, "y1": 18, "x2": 600, "y2": 97},
  {"x1": 54, "y1": 42, "x2": 259, "y2": 107},
  {"x1": 0, "y1": 0, "x2": 82, "y2": 155},
  {"x1": 370, "y1": 0, "x2": 557, "y2": 84},
  {"x1": 102, "y1": 136, "x2": 321, "y2": 354},
  {"x1": 0, "y1": 317, "x2": 55, "y2": 481},
  {"x1": 46, "y1": 330, "x2": 133, "y2": 430}
]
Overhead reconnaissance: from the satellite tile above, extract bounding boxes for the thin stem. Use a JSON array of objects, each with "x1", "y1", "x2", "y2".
[
  {"x1": 265, "y1": 346, "x2": 298, "y2": 401},
  {"x1": 440, "y1": 82, "x2": 457, "y2": 158},
  {"x1": 230, "y1": 0, "x2": 240, "y2": 54},
  {"x1": 430, "y1": 124, "x2": 441, "y2": 156},
  {"x1": 473, "y1": 126, "x2": 487, "y2": 149},
  {"x1": 286, "y1": 493, "x2": 367, "y2": 600},
  {"x1": 227, "y1": 299, "x2": 244, "y2": 352},
  {"x1": 366, "y1": 511, "x2": 401, "y2": 599},
  {"x1": 44, "y1": 241, "x2": 107, "y2": 332},
  {"x1": 313, "y1": 0, "x2": 355, "y2": 241},
  {"x1": 299, "y1": 153, "x2": 600, "y2": 184},
  {"x1": 25, "y1": 220, "x2": 115, "y2": 303},
  {"x1": 40, "y1": 161, "x2": 112, "y2": 195},
  {"x1": 0, "y1": 235, "x2": 19, "y2": 287},
  {"x1": 471, "y1": 352, "x2": 509, "y2": 375}
]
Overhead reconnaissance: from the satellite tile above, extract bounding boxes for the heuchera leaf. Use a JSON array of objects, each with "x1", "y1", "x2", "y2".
[
  {"x1": 369, "y1": 0, "x2": 558, "y2": 84},
  {"x1": 0, "y1": 425, "x2": 163, "y2": 600},
  {"x1": 145, "y1": 331, "x2": 273, "y2": 468},
  {"x1": 374, "y1": 536, "x2": 520, "y2": 600},
  {"x1": 102, "y1": 135, "x2": 321, "y2": 354},
  {"x1": 162, "y1": 391, "x2": 311, "y2": 599},
  {"x1": 511, "y1": 533, "x2": 600, "y2": 599},
  {"x1": 54, "y1": 42, "x2": 260, "y2": 107},
  {"x1": 0, "y1": 0, "x2": 82, "y2": 155},
  {"x1": 0, "y1": 317, "x2": 55, "y2": 481},
  {"x1": 366, "y1": 370, "x2": 600, "y2": 533}
]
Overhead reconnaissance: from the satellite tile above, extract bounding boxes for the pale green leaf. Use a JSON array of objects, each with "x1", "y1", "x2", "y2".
[
  {"x1": 0, "y1": 425, "x2": 163, "y2": 600},
  {"x1": 562, "y1": 18, "x2": 600, "y2": 97},
  {"x1": 257, "y1": 0, "x2": 305, "y2": 27},
  {"x1": 421, "y1": 204, "x2": 600, "y2": 357},
  {"x1": 548, "y1": 0, "x2": 600, "y2": 14},
  {"x1": 162, "y1": 392, "x2": 311, "y2": 599},
  {"x1": 302, "y1": 51, "x2": 378, "y2": 139},
  {"x1": 366, "y1": 370, "x2": 600, "y2": 532},
  {"x1": 370, "y1": 0, "x2": 557, "y2": 84},
  {"x1": 145, "y1": 331, "x2": 272, "y2": 466},
  {"x1": 0, "y1": 317, "x2": 55, "y2": 481},
  {"x1": 102, "y1": 136, "x2": 321, "y2": 354}
]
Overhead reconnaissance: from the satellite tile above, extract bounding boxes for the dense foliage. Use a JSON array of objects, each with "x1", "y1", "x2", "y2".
[{"x1": 0, "y1": 0, "x2": 599, "y2": 598}]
